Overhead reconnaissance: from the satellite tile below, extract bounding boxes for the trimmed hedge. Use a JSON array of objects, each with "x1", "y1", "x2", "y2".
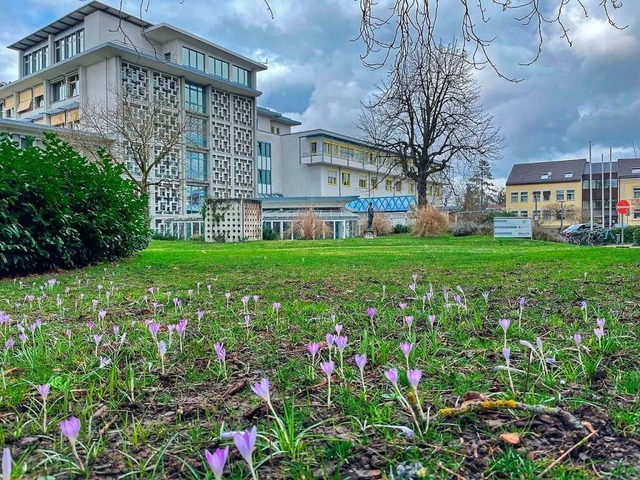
[{"x1": 0, "y1": 133, "x2": 150, "y2": 276}]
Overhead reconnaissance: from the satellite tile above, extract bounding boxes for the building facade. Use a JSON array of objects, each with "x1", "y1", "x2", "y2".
[
  {"x1": 0, "y1": 1, "x2": 265, "y2": 237},
  {"x1": 506, "y1": 157, "x2": 640, "y2": 228}
]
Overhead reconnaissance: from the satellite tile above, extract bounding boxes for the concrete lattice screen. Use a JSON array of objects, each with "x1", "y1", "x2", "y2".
[{"x1": 204, "y1": 199, "x2": 262, "y2": 242}]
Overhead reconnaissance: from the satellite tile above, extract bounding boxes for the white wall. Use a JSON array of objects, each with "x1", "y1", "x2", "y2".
[{"x1": 85, "y1": 11, "x2": 155, "y2": 51}]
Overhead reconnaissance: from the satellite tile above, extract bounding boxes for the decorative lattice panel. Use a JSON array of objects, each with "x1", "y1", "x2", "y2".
[
  {"x1": 234, "y1": 157, "x2": 253, "y2": 191},
  {"x1": 121, "y1": 63, "x2": 149, "y2": 99},
  {"x1": 232, "y1": 95, "x2": 253, "y2": 127},
  {"x1": 210, "y1": 185, "x2": 231, "y2": 199},
  {"x1": 211, "y1": 89, "x2": 231, "y2": 122},
  {"x1": 204, "y1": 199, "x2": 262, "y2": 242},
  {"x1": 153, "y1": 147, "x2": 181, "y2": 180},
  {"x1": 211, "y1": 122, "x2": 231, "y2": 153},
  {"x1": 234, "y1": 127, "x2": 253, "y2": 157},
  {"x1": 154, "y1": 181, "x2": 181, "y2": 215},
  {"x1": 152, "y1": 71, "x2": 180, "y2": 106},
  {"x1": 211, "y1": 154, "x2": 231, "y2": 184}
]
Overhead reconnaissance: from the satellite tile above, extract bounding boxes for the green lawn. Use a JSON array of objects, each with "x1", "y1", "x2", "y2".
[{"x1": 1, "y1": 235, "x2": 639, "y2": 479}]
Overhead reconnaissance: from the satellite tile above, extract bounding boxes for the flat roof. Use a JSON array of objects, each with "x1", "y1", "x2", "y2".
[
  {"x1": 257, "y1": 106, "x2": 301, "y2": 126},
  {"x1": 9, "y1": 1, "x2": 151, "y2": 51}
]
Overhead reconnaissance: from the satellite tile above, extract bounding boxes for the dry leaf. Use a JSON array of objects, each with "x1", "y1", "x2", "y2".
[{"x1": 499, "y1": 432, "x2": 521, "y2": 445}]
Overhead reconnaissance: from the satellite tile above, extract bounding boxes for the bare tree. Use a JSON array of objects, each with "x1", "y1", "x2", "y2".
[
  {"x1": 360, "y1": 40, "x2": 501, "y2": 207},
  {"x1": 358, "y1": 0, "x2": 626, "y2": 81},
  {"x1": 546, "y1": 202, "x2": 578, "y2": 222},
  {"x1": 62, "y1": 93, "x2": 193, "y2": 196}
]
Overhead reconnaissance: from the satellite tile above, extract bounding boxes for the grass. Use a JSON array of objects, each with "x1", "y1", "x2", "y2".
[{"x1": 0, "y1": 235, "x2": 639, "y2": 479}]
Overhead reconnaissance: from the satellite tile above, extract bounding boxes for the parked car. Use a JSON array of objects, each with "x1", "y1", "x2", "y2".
[{"x1": 562, "y1": 224, "x2": 589, "y2": 235}]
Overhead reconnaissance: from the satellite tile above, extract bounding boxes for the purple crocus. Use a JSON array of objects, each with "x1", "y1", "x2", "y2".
[
  {"x1": 482, "y1": 292, "x2": 490, "y2": 303},
  {"x1": 214, "y1": 342, "x2": 226, "y2": 361},
  {"x1": 2, "y1": 448, "x2": 11, "y2": 480},
  {"x1": 335, "y1": 324, "x2": 343, "y2": 335},
  {"x1": 307, "y1": 342, "x2": 320, "y2": 357},
  {"x1": 407, "y1": 369, "x2": 422, "y2": 389},
  {"x1": 429, "y1": 315, "x2": 436, "y2": 328},
  {"x1": 355, "y1": 354, "x2": 367, "y2": 371},
  {"x1": 398, "y1": 302, "x2": 407, "y2": 310},
  {"x1": 384, "y1": 368, "x2": 399, "y2": 386},
  {"x1": 251, "y1": 378, "x2": 271, "y2": 403},
  {"x1": 273, "y1": 302, "x2": 281, "y2": 314},
  {"x1": 38, "y1": 384, "x2": 50, "y2": 402},
  {"x1": 400, "y1": 342, "x2": 412, "y2": 358},
  {"x1": 594, "y1": 327, "x2": 604, "y2": 341},
  {"x1": 5, "y1": 338, "x2": 15, "y2": 349},
  {"x1": 176, "y1": 319, "x2": 188, "y2": 336},
  {"x1": 98, "y1": 310, "x2": 107, "y2": 321},
  {"x1": 499, "y1": 318, "x2": 510, "y2": 333},
  {"x1": 574, "y1": 333, "x2": 582, "y2": 346},
  {"x1": 597, "y1": 318, "x2": 605, "y2": 329},
  {"x1": 321, "y1": 361, "x2": 335, "y2": 377},
  {"x1": 59, "y1": 416, "x2": 81, "y2": 446},
  {"x1": 502, "y1": 347, "x2": 511, "y2": 365},
  {"x1": 335, "y1": 336, "x2": 348, "y2": 353},
  {"x1": 326, "y1": 333, "x2": 335, "y2": 347},
  {"x1": 233, "y1": 426, "x2": 258, "y2": 475},
  {"x1": 367, "y1": 307, "x2": 376, "y2": 318},
  {"x1": 205, "y1": 447, "x2": 229, "y2": 480},
  {"x1": 158, "y1": 341, "x2": 167, "y2": 357},
  {"x1": 404, "y1": 316, "x2": 413, "y2": 329},
  {"x1": 94, "y1": 334, "x2": 102, "y2": 346},
  {"x1": 148, "y1": 322, "x2": 160, "y2": 339},
  {"x1": 86, "y1": 321, "x2": 94, "y2": 330},
  {"x1": 197, "y1": 309, "x2": 205, "y2": 322}
]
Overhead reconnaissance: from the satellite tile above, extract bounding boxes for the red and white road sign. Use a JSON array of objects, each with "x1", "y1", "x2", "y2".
[{"x1": 616, "y1": 200, "x2": 631, "y2": 215}]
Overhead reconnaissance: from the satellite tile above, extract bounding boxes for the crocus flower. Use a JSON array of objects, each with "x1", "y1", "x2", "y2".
[
  {"x1": 502, "y1": 347, "x2": 511, "y2": 365},
  {"x1": 307, "y1": 342, "x2": 320, "y2": 357},
  {"x1": 5, "y1": 338, "x2": 15, "y2": 349},
  {"x1": 574, "y1": 333, "x2": 582, "y2": 346},
  {"x1": 197, "y1": 309, "x2": 205, "y2": 322},
  {"x1": 400, "y1": 342, "x2": 412, "y2": 358},
  {"x1": 326, "y1": 333, "x2": 335, "y2": 347},
  {"x1": 580, "y1": 301, "x2": 587, "y2": 311},
  {"x1": 148, "y1": 322, "x2": 160, "y2": 339},
  {"x1": 86, "y1": 321, "x2": 94, "y2": 330},
  {"x1": 594, "y1": 327, "x2": 604, "y2": 341},
  {"x1": 241, "y1": 296, "x2": 250, "y2": 306},
  {"x1": 519, "y1": 297, "x2": 526, "y2": 308},
  {"x1": 253, "y1": 295, "x2": 259, "y2": 302},
  {"x1": 59, "y1": 417, "x2": 81, "y2": 446},
  {"x1": 251, "y1": 378, "x2": 270, "y2": 403},
  {"x1": 98, "y1": 310, "x2": 107, "y2": 321},
  {"x1": 99, "y1": 357, "x2": 111, "y2": 368},
  {"x1": 38, "y1": 384, "x2": 50, "y2": 402},
  {"x1": 367, "y1": 307, "x2": 376, "y2": 318},
  {"x1": 404, "y1": 316, "x2": 413, "y2": 329},
  {"x1": 321, "y1": 361, "x2": 334, "y2": 376},
  {"x1": 355, "y1": 354, "x2": 367, "y2": 371},
  {"x1": 398, "y1": 302, "x2": 407, "y2": 310},
  {"x1": 335, "y1": 336, "x2": 348, "y2": 353},
  {"x1": 499, "y1": 318, "x2": 510, "y2": 333},
  {"x1": 205, "y1": 447, "x2": 229, "y2": 480},
  {"x1": 384, "y1": 368, "x2": 399, "y2": 386},
  {"x1": 214, "y1": 342, "x2": 226, "y2": 361},
  {"x1": 408, "y1": 283, "x2": 416, "y2": 293},
  {"x1": 407, "y1": 369, "x2": 422, "y2": 389},
  {"x1": 597, "y1": 318, "x2": 605, "y2": 329},
  {"x1": 335, "y1": 324, "x2": 343, "y2": 335},
  {"x1": 158, "y1": 341, "x2": 167, "y2": 356},
  {"x1": 429, "y1": 315, "x2": 436, "y2": 328},
  {"x1": 2, "y1": 447, "x2": 11, "y2": 480},
  {"x1": 113, "y1": 325, "x2": 120, "y2": 336},
  {"x1": 482, "y1": 292, "x2": 490, "y2": 303},
  {"x1": 233, "y1": 426, "x2": 258, "y2": 473},
  {"x1": 176, "y1": 319, "x2": 187, "y2": 336},
  {"x1": 273, "y1": 302, "x2": 281, "y2": 313},
  {"x1": 94, "y1": 334, "x2": 103, "y2": 346}
]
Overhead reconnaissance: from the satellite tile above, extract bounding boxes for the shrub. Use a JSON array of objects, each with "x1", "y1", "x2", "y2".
[
  {"x1": 0, "y1": 134, "x2": 150, "y2": 276},
  {"x1": 393, "y1": 224, "x2": 411, "y2": 234},
  {"x1": 411, "y1": 206, "x2": 449, "y2": 237},
  {"x1": 634, "y1": 228, "x2": 640, "y2": 246},
  {"x1": 449, "y1": 221, "x2": 479, "y2": 237},
  {"x1": 262, "y1": 226, "x2": 279, "y2": 240},
  {"x1": 532, "y1": 226, "x2": 563, "y2": 243},
  {"x1": 360, "y1": 214, "x2": 394, "y2": 236},
  {"x1": 285, "y1": 209, "x2": 332, "y2": 240}
]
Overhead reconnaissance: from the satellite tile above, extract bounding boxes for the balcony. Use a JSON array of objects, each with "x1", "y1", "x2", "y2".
[{"x1": 301, "y1": 152, "x2": 405, "y2": 176}]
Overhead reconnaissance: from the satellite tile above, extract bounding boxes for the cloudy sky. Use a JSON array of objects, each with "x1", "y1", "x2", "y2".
[{"x1": 1, "y1": 0, "x2": 639, "y2": 183}]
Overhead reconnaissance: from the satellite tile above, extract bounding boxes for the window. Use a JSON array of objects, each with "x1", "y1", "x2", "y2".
[
  {"x1": 327, "y1": 169, "x2": 337, "y2": 186},
  {"x1": 371, "y1": 177, "x2": 378, "y2": 189},
  {"x1": 210, "y1": 57, "x2": 229, "y2": 79},
  {"x1": 564, "y1": 171, "x2": 574, "y2": 179},
  {"x1": 184, "y1": 82, "x2": 206, "y2": 113},
  {"x1": 520, "y1": 192, "x2": 528, "y2": 202},
  {"x1": 395, "y1": 181, "x2": 402, "y2": 192},
  {"x1": 520, "y1": 210, "x2": 528, "y2": 217},
  {"x1": 386, "y1": 179, "x2": 393, "y2": 192},
  {"x1": 409, "y1": 182, "x2": 415, "y2": 194},
  {"x1": 582, "y1": 180, "x2": 590, "y2": 189},
  {"x1": 186, "y1": 151, "x2": 207, "y2": 180},
  {"x1": 182, "y1": 47, "x2": 205, "y2": 71},
  {"x1": 186, "y1": 185, "x2": 207, "y2": 213},
  {"x1": 53, "y1": 29, "x2": 83, "y2": 63},
  {"x1": 232, "y1": 66, "x2": 250, "y2": 87},
  {"x1": 270, "y1": 126, "x2": 280, "y2": 135},
  {"x1": 533, "y1": 191, "x2": 541, "y2": 202},
  {"x1": 359, "y1": 176, "x2": 367, "y2": 189},
  {"x1": 22, "y1": 46, "x2": 48, "y2": 77},
  {"x1": 567, "y1": 189, "x2": 576, "y2": 201},
  {"x1": 67, "y1": 73, "x2": 79, "y2": 97},
  {"x1": 186, "y1": 118, "x2": 207, "y2": 147},
  {"x1": 510, "y1": 192, "x2": 519, "y2": 203},
  {"x1": 342, "y1": 172, "x2": 351, "y2": 187},
  {"x1": 634, "y1": 187, "x2": 640, "y2": 199},
  {"x1": 634, "y1": 209, "x2": 640, "y2": 220},
  {"x1": 543, "y1": 210, "x2": 552, "y2": 221},
  {"x1": 543, "y1": 191, "x2": 551, "y2": 201},
  {"x1": 556, "y1": 190, "x2": 565, "y2": 201},
  {"x1": 540, "y1": 173, "x2": 550, "y2": 180},
  {"x1": 257, "y1": 141, "x2": 272, "y2": 195},
  {"x1": 310, "y1": 141, "x2": 317, "y2": 154},
  {"x1": 632, "y1": 168, "x2": 640, "y2": 175},
  {"x1": 50, "y1": 79, "x2": 66, "y2": 103}
]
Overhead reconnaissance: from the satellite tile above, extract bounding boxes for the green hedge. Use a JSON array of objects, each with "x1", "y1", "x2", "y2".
[{"x1": 0, "y1": 133, "x2": 150, "y2": 276}]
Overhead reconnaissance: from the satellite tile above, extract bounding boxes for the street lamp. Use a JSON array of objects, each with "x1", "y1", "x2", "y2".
[
  {"x1": 533, "y1": 192, "x2": 539, "y2": 226},
  {"x1": 559, "y1": 200, "x2": 565, "y2": 232}
]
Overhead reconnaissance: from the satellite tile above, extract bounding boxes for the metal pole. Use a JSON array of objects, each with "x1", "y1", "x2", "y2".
[
  {"x1": 560, "y1": 200, "x2": 564, "y2": 232},
  {"x1": 621, "y1": 211, "x2": 624, "y2": 246},
  {"x1": 609, "y1": 146, "x2": 613, "y2": 227},
  {"x1": 589, "y1": 141, "x2": 593, "y2": 230},
  {"x1": 601, "y1": 153, "x2": 605, "y2": 226}
]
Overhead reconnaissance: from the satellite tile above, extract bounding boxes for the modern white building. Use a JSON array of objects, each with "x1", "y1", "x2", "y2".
[{"x1": 0, "y1": 2, "x2": 442, "y2": 240}]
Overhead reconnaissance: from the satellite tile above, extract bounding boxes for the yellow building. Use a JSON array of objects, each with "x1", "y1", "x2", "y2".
[
  {"x1": 506, "y1": 159, "x2": 586, "y2": 228},
  {"x1": 618, "y1": 158, "x2": 640, "y2": 225}
]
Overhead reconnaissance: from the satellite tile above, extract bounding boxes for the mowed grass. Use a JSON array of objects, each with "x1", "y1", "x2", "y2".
[{"x1": 0, "y1": 235, "x2": 639, "y2": 479}]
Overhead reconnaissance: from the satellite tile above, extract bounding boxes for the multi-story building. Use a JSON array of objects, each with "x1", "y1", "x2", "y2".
[
  {"x1": 618, "y1": 158, "x2": 640, "y2": 225},
  {"x1": 506, "y1": 159, "x2": 586, "y2": 227},
  {"x1": 0, "y1": 0, "x2": 265, "y2": 236},
  {"x1": 507, "y1": 157, "x2": 640, "y2": 229}
]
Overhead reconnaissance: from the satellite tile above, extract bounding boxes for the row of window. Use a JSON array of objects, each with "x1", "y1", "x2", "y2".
[
  {"x1": 54, "y1": 29, "x2": 84, "y2": 64},
  {"x1": 312, "y1": 140, "x2": 390, "y2": 164},
  {"x1": 51, "y1": 73, "x2": 79, "y2": 103},
  {"x1": 582, "y1": 179, "x2": 619, "y2": 189},
  {"x1": 327, "y1": 169, "x2": 420, "y2": 194},
  {"x1": 510, "y1": 189, "x2": 576, "y2": 203},
  {"x1": 182, "y1": 47, "x2": 251, "y2": 87},
  {"x1": 2, "y1": 73, "x2": 77, "y2": 117},
  {"x1": 23, "y1": 46, "x2": 49, "y2": 76}
]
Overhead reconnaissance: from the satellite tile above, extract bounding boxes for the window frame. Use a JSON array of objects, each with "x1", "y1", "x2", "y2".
[
  {"x1": 182, "y1": 47, "x2": 205, "y2": 72},
  {"x1": 341, "y1": 171, "x2": 351, "y2": 187},
  {"x1": 184, "y1": 82, "x2": 206, "y2": 114},
  {"x1": 327, "y1": 169, "x2": 337, "y2": 186},
  {"x1": 186, "y1": 150, "x2": 208, "y2": 181}
]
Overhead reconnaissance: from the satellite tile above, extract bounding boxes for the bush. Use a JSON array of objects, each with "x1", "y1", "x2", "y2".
[
  {"x1": 393, "y1": 224, "x2": 411, "y2": 234},
  {"x1": 0, "y1": 134, "x2": 150, "y2": 276},
  {"x1": 411, "y1": 207, "x2": 449, "y2": 237},
  {"x1": 634, "y1": 228, "x2": 640, "y2": 246},
  {"x1": 449, "y1": 221, "x2": 479, "y2": 237},
  {"x1": 285, "y1": 209, "x2": 332, "y2": 240},
  {"x1": 262, "y1": 225, "x2": 279, "y2": 240},
  {"x1": 532, "y1": 226, "x2": 564, "y2": 242},
  {"x1": 360, "y1": 214, "x2": 394, "y2": 236}
]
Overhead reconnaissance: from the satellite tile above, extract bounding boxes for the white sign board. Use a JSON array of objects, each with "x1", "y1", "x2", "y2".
[{"x1": 493, "y1": 217, "x2": 532, "y2": 239}]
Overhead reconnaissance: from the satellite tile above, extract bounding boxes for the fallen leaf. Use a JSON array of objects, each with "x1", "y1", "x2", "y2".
[{"x1": 499, "y1": 432, "x2": 521, "y2": 445}]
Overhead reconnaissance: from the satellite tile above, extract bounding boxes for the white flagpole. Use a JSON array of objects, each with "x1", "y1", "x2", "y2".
[
  {"x1": 589, "y1": 142, "x2": 593, "y2": 230},
  {"x1": 609, "y1": 147, "x2": 613, "y2": 227},
  {"x1": 601, "y1": 153, "x2": 605, "y2": 226}
]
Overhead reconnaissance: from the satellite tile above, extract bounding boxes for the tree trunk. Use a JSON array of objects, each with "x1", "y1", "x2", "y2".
[{"x1": 416, "y1": 168, "x2": 429, "y2": 207}]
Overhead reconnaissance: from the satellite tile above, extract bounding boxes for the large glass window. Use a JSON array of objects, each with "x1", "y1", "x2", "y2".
[
  {"x1": 50, "y1": 79, "x2": 66, "y2": 103},
  {"x1": 67, "y1": 73, "x2": 79, "y2": 97},
  {"x1": 186, "y1": 151, "x2": 207, "y2": 180},
  {"x1": 182, "y1": 47, "x2": 205, "y2": 71},
  {"x1": 186, "y1": 185, "x2": 207, "y2": 213},
  {"x1": 257, "y1": 141, "x2": 272, "y2": 195},
  {"x1": 232, "y1": 66, "x2": 251, "y2": 87},
  {"x1": 53, "y1": 29, "x2": 84, "y2": 63},
  {"x1": 186, "y1": 117, "x2": 207, "y2": 147},
  {"x1": 210, "y1": 57, "x2": 229, "y2": 79},
  {"x1": 22, "y1": 45, "x2": 48, "y2": 76},
  {"x1": 184, "y1": 82, "x2": 206, "y2": 113}
]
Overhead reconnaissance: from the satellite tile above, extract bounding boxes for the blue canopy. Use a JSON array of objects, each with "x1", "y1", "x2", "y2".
[{"x1": 346, "y1": 196, "x2": 417, "y2": 213}]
